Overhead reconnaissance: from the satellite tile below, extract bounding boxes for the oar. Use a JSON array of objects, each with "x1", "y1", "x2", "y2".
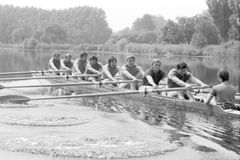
[
  {"x1": 9, "y1": 86, "x2": 209, "y2": 103},
  {"x1": 0, "y1": 80, "x2": 140, "y2": 89},
  {"x1": 0, "y1": 74, "x2": 99, "y2": 81},
  {"x1": 0, "y1": 70, "x2": 67, "y2": 76}
]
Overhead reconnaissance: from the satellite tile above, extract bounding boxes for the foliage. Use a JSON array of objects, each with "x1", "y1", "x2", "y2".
[
  {"x1": 193, "y1": 14, "x2": 220, "y2": 44},
  {"x1": 0, "y1": 5, "x2": 112, "y2": 44},
  {"x1": 161, "y1": 20, "x2": 185, "y2": 44},
  {"x1": 177, "y1": 17, "x2": 195, "y2": 44},
  {"x1": 12, "y1": 26, "x2": 32, "y2": 43},
  {"x1": 132, "y1": 14, "x2": 155, "y2": 31},
  {"x1": 191, "y1": 32, "x2": 208, "y2": 48}
]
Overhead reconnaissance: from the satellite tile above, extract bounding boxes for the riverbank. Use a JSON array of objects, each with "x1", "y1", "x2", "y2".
[{"x1": 1, "y1": 41, "x2": 239, "y2": 58}]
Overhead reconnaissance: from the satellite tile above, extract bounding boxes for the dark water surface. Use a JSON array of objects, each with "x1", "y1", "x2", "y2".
[{"x1": 0, "y1": 49, "x2": 239, "y2": 159}]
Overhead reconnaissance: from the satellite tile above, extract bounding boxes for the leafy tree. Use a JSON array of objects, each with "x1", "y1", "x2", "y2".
[
  {"x1": 228, "y1": 0, "x2": 240, "y2": 40},
  {"x1": 132, "y1": 14, "x2": 155, "y2": 31},
  {"x1": 194, "y1": 14, "x2": 220, "y2": 44},
  {"x1": 40, "y1": 24, "x2": 67, "y2": 44},
  {"x1": 206, "y1": 0, "x2": 232, "y2": 39},
  {"x1": 161, "y1": 20, "x2": 185, "y2": 44},
  {"x1": 177, "y1": 17, "x2": 195, "y2": 44},
  {"x1": 12, "y1": 26, "x2": 32, "y2": 43}
]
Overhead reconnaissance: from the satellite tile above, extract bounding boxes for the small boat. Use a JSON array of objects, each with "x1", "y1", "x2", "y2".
[{"x1": 35, "y1": 74, "x2": 240, "y2": 119}]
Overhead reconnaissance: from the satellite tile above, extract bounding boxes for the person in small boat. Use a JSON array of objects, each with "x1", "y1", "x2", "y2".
[
  {"x1": 48, "y1": 50, "x2": 61, "y2": 75},
  {"x1": 205, "y1": 69, "x2": 238, "y2": 110},
  {"x1": 141, "y1": 59, "x2": 166, "y2": 90},
  {"x1": 120, "y1": 56, "x2": 144, "y2": 90},
  {"x1": 61, "y1": 53, "x2": 74, "y2": 75},
  {"x1": 167, "y1": 62, "x2": 207, "y2": 101},
  {"x1": 86, "y1": 55, "x2": 103, "y2": 82},
  {"x1": 73, "y1": 52, "x2": 88, "y2": 79},
  {"x1": 102, "y1": 56, "x2": 121, "y2": 84}
]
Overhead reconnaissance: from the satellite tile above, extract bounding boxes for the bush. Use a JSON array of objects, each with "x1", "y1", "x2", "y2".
[{"x1": 191, "y1": 32, "x2": 207, "y2": 48}]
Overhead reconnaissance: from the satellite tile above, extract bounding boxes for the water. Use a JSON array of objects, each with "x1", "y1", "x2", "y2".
[{"x1": 0, "y1": 48, "x2": 239, "y2": 159}]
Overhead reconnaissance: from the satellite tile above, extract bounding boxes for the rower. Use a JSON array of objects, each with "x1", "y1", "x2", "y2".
[
  {"x1": 61, "y1": 53, "x2": 74, "y2": 75},
  {"x1": 102, "y1": 56, "x2": 121, "y2": 85},
  {"x1": 167, "y1": 62, "x2": 207, "y2": 101},
  {"x1": 120, "y1": 56, "x2": 144, "y2": 90},
  {"x1": 205, "y1": 69, "x2": 238, "y2": 110},
  {"x1": 140, "y1": 59, "x2": 166, "y2": 91},
  {"x1": 86, "y1": 55, "x2": 103, "y2": 82},
  {"x1": 73, "y1": 52, "x2": 88, "y2": 80},
  {"x1": 48, "y1": 50, "x2": 61, "y2": 75}
]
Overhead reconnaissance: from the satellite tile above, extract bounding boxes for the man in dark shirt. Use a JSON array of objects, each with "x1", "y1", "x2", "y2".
[
  {"x1": 167, "y1": 62, "x2": 207, "y2": 100},
  {"x1": 142, "y1": 59, "x2": 166, "y2": 88}
]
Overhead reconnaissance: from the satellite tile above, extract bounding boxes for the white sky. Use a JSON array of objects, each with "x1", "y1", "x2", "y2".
[{"x1": 0, "y1": 0, "x2": 208, "y2": 31}]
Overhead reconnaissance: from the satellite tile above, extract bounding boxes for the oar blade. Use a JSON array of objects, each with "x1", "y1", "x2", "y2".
[{"x1": 0, "y1": 95, "x2": 31, "y2": 104}]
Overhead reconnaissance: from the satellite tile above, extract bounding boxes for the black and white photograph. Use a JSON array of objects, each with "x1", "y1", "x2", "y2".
[{"x1": 0, "y1": 0, "x2": 239, "y2": 159}]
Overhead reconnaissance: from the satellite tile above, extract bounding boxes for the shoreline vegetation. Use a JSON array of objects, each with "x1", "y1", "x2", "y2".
[
  {"x1": 0, "y1": 1, "x2": 240, "y2": 58},
  {"x1": 0, "y1": 41, "x2": 239, "y2": 58}
]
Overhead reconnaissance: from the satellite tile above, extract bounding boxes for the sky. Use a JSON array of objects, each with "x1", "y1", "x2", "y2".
[{"x1": 0, "y1": 0, "x2": 208, "y2": 31}]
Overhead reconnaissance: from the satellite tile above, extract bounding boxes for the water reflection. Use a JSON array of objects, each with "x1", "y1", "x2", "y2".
[{"x1": 133, "y1": 103, "x2": 240, "y2": 154}]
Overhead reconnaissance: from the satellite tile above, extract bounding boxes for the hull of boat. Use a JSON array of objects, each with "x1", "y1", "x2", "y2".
[{"x1": 43, "y1": 77, "x2": 240, "y2": 119}]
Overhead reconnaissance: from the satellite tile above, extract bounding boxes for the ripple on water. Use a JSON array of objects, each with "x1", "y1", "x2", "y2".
[
  {"x1": 1, "y1": 115, "x2": 91, "y2": 127},
  {"x1": 1, "y1": 136, "x2": 180, "y2": 159}
]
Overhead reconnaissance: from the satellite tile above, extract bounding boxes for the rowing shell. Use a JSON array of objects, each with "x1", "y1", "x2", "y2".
[{"x1": 35, "y1": 74, "x2": 240, "y2": 119}]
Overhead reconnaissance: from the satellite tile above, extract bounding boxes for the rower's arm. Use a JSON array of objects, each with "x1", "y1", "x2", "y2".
[
  {"x1": 73, "y1": 59, "x2": 81, "y2": 73},
  {"x1": 49, "y1": 58, "x2": 59, "y2": 70},
  {"x1": 121, "y1": 66, "x2": 136, "y2": 80},
  {"x1": 189, "y1": 75, "x2": 206, "y2": 86},
  {"x1": 205, "y1": 94, "x2": 214, "y2": 104},
  {"x1": 86, "y1": 63, "x2": 102, "y2": 74},
  {"x1": 103, "y1": 66, "x2": 115, "y2": 81},
  {"x1": 168, "y1": 76, "x2": 188, "y2": 87},
  {"x1": 146, "y1": 75, "x2": 157, "y2": 87},
  {"x1": 60, "y1": 59, "x2": 69, "y2": 70}
]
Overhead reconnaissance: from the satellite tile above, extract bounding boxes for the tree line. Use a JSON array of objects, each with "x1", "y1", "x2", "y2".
[{"x1": 0, "y1": 0, "x2": 239, "y2": 50}]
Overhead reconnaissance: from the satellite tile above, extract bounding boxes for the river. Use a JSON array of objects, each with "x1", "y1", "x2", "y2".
[{"x1": 0, "y1": 48, "x2": 239, "y2": 160}]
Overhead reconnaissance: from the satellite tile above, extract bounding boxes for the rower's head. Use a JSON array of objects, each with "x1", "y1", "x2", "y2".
[
  {"x1": 151, "y1": 59, "x2": 162, "y2": 71},
  {"x1": 108, "y1": 56, "x2": 117, "y2": 67},
  {"x1": 53, "y1": 50, "x2": 61, "y2": 60},
  {"x1": 90, "y1": 55, "x2": 98, "y2": 65},
  {"x1": 126, "y1": 56, "x2": 135, "y2": 67},
  {"x1": 218, "y1": 69, "x2": 229, "y2": 82},
  {"x1": 80, "y1": 52, "x2": 88, "y2": 61},
  {"x1": 64, "y1": 53, "x2": 72, "y2": 61},
  {"x1": 176, "y1": 62, "x2": 188, "y2": 76}
]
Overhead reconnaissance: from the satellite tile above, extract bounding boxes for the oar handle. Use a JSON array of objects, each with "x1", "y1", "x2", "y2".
[
  {"x1": 1, "y1": 79, "x2": 141, "y2": 89},
  {"x1": 0, "y1": 74, "x2": 100, "y2": 81},
  {"x1": 0, "y1": 70, "x2": 67, "y2": 76}
]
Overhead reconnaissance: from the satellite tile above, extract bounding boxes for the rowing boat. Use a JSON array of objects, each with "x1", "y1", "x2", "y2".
[{"x1": 33, "y1": 74, "x2": 240, "y2": 119}]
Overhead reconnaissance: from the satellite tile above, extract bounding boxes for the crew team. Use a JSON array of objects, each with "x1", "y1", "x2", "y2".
[{"x1": 48, "y1": 50, "x2": 238, "y2": 109}]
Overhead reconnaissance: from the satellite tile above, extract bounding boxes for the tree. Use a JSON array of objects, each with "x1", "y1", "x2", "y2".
[
  {"x1": 161, "y1": 20, "x2": 185, "y2": 44},
  {"x1": 12, "y1": 26, "x2": 32, "y2": 43},
  {"x1": 206, "y1": 0, "x2": 232, "y2": 40},
  {"x1": 132, "y1": 14, "x2": 155, "y2": 31},
  {"x1": 40, "y1": 24, "x2": 67, "y2": 44},
  {"x1": 194, "y1": 14, "x2": 220, "y2": 44},
  {"x1": 177, "y1": 17, "x2": 195, "y2": 44},
  {"x1": 228, "y1": 0, "x2": 240, "y2": 40}
]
